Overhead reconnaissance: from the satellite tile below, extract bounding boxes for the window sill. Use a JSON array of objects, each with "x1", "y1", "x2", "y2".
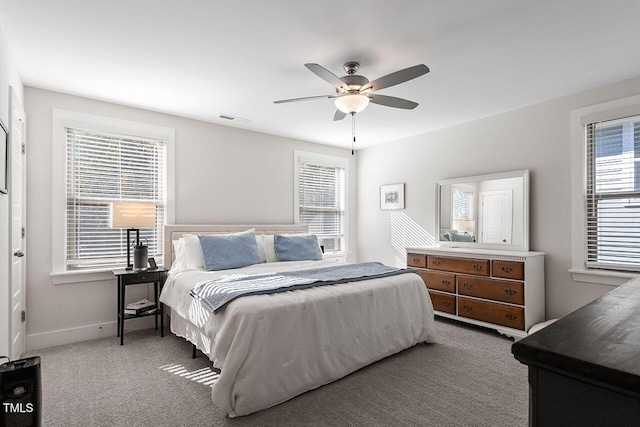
[
  {"x1": 569, "y1": 268, "x2": 638, "y2": 286},
  {"x1": 51, "y1": 268, "x2": 116, "y2": 285}
]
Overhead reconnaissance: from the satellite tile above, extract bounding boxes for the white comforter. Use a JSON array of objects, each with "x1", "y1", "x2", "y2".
[{"x1": 160, "y1": 260, "x2": 436, "y2": 417}]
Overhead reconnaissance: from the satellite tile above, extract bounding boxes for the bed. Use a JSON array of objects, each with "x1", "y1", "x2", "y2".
[{"x1": 159, "y1": 224, "x2": 436, "y2": 417}]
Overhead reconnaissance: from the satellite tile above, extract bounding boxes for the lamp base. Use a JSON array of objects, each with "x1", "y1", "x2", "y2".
[{"x1": 126, "y1": 227, "x2": 139, "y2": 271}]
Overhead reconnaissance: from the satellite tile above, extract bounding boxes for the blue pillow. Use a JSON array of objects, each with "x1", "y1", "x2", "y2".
[
  {"x1": 198, "y1": 230, "x2": 261, "y2": 271},
  {"x1": 274, "y1": 234, "x2": 323, "y2": 261}
]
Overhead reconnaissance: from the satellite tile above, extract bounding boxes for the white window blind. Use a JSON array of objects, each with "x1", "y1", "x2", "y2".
[
  {"x1": 298, "y1": 161, "x2": 345, "y2": 251},
  {"x1": 452, "y1": 189, "x2": 472, "y2": 221},
  {"x1": 66, "y1": 127, "x2": 166, "y2": 270},
  {"x1": 585, "y1": 115, "x2": 640, "y2": 271}
]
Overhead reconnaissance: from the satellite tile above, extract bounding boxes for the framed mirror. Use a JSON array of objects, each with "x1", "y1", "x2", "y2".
[{"x1": 435, "y1": 170, "x2": 529, "y2": 251}]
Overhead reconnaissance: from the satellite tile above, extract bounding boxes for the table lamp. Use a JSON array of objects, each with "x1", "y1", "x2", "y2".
[
  {"x1": 455, "y1": 219, "x2": 476, "y2": 235},
  {"x1": 110, "y1": 201, "x2": 156, "y2": 270}
]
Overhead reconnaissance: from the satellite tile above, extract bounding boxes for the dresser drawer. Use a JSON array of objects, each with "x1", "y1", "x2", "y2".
[
  {"x1": 492, "y1": 260, "x2": 524, "y2": 280},
  {"x1": 427, "y1": 256, "x2": 490, "y2": 276},
  {"x1": 429, "y1": 291, "x2": 456, "y2": 314},
  {"x1": 407, "y1": 253, "x2": 427, "y2": 268},
  {"x1": 417, "y1": 270, "x2": 456, "y2": 293},
  {"x1": 457, "y1": 276, "x2": 524, "y2": 305},
  {"x1": 457, "y1": 297, "x2": 525, "y2": 330}
]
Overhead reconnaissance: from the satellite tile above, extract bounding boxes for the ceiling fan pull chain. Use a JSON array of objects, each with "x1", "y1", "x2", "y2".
[{"x1": 352, "y1": 113, "x2": 355, "y2": 155}]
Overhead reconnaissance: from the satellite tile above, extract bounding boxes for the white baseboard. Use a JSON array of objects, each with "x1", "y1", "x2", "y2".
[{"x1": 26, "y1": 316, "x2": 158, "y2": 351}]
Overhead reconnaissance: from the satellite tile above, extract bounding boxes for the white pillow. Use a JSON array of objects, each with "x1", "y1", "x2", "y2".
[
  {"x1": 183, "y1": 234, "x2": 205, "y2": 269},
  {"x1": 171, "y1": 238, "x2": 187, "y2": 270},
  {"x1": 262, "y1": 234, "x2": 279, "y2": 262},
  {"x1": 255, "y1": 235, "x2": 267, "y2": 263},
  {"x1": 183, "y1": 229, "x2": 262, "y2": 269}
]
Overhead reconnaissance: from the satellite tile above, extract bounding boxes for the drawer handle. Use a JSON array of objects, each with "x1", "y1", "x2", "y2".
[
  {"x1": 505, "y1": 289, "x2": 517, "y2": 296},
  {"x1": 412, "y1": 258, "x2": 421, "y2": 264},
  {"x1": 462, "y1": 283, "x2": 472, "y2": 289},
  {"x1": 501, "y1": 267, "x2": 513, "y2": 273},
  {"x1": 462, "y1": 305, "x2": 472, "y2": 311},
  {"x1": 442, "y1": 301, "x2": 451, "y2": 307},
  {"x1": 441, "y1": 280, "x2": 451, "y2": 286},
  {"x1": 432, "y1": 260, "x2": 440, "y2": 266},
  {"x1": 505, "y1": 314, "x2": 517, "y2": 320},
  {"x1": 472, "y1": 264, "x2": 483, "y2": 271}
]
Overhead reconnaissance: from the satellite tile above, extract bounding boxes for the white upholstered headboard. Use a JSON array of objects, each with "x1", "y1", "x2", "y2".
[{"x1": 162, "y1": 224, "x2": 309, "y2": 269}]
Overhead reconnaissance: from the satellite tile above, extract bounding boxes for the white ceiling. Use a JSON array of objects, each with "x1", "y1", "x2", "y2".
[{"x1": 1, "y1": 0, "x2": 640, "y2": 149}]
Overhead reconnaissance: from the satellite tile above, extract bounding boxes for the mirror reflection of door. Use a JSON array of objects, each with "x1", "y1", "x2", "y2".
[{"x1": 479, "y1": 190, "x2": 513, "y2": 244}]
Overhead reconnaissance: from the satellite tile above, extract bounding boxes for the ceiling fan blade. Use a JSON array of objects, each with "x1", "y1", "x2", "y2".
[
  {"x1": 274, "y1": 94, "x2": 338, "y2": 104},
  {"x1": 369, "y1": 94, "x2": 419, "y2": 109},
  {"x1": 360, "y1": 64, "x2": 430, "y2": 93},
  {"x1": 305, "y1": 63, "x2": 350, "y2": 93},
  {"x1": 333, "y1": 110, "x2": 347, "y2": 121}
]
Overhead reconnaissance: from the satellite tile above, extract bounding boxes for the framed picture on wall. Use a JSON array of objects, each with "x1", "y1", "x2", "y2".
[
  {"x1": 380, "y1": 183, "x2": 405, "y2": 210},
  {"x1": 0, "y1": 119, "x2": 8, "y2": 194}
]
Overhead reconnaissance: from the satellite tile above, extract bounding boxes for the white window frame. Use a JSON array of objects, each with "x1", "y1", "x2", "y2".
[
  {"x1": 51, "y1": 109, "x2": 175, "y2": 284},
  {"x1": 570, "y1": 95, "x2": 640, "y2": 286},
  {"x1": 293, "y1": 150, "x2": 349, "y2": 254}
]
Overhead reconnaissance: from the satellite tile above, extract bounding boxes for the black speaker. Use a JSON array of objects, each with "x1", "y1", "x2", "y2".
[{"x1": 0, "y1": 356, "x2": 41, "y2": 427}]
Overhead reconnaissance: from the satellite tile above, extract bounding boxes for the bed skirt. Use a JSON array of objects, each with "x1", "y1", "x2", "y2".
[{"x1": 167, "y1": 309, "x2": 212, "y2": 359}]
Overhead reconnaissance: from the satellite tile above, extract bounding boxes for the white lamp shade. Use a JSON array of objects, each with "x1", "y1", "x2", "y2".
[
  {"x1": 455, "y1": 219, "x2": 476, "y2": 233},
  {"x1": 110, "y1": 201, "x2": 156, "y2": 228},
  {"x1": 334, "y1": 94, "x2": 370, "y2": 114}
]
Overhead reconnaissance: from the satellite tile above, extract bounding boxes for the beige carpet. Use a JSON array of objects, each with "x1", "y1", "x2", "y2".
[{"x1": 28, "y1": 318, "x2": 527, "y2": 426}]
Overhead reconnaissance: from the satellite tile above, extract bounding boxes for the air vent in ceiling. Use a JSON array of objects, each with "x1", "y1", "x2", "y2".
[{"x1": 219, "y1": 114, "x2": 252, "y2": 124}]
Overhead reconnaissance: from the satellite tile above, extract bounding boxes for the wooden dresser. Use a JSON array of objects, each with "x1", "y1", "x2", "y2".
[{"x1": 406, "y1": 247, "x2": 545, "y2": 339}]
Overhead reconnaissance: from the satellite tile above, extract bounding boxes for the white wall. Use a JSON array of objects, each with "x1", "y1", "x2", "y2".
[
  {"x1": 0, "y1": 27, "x2": 24, "y2": 358},
  {"x1": 24, "y1": 87, "x2": 356, "y2": 349},
  {"x1": 356, "y1": 74, "x2": 640, "y2": 320}
]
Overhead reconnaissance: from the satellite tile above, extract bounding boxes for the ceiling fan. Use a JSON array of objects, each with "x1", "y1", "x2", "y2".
[{"x1": 274, "y1": 62, "x2": 430, "y2": 121}]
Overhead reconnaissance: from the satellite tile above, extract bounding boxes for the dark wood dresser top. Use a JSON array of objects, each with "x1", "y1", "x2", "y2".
[{"x1": 512, "y1": 276, "x2": 640, "y2": 395}]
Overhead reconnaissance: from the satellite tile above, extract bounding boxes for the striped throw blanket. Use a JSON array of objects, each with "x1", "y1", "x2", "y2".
[{"x1": 190, "y1": 262, "x2": 417, "y2": 313}]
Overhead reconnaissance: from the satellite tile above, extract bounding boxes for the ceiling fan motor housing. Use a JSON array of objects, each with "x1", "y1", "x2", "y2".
[{"x1": 338, "y1": 75, "x2": 369, "y2": 92}]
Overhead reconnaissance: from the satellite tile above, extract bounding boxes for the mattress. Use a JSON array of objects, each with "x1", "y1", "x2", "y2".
[{"x1": 160, "y1": 260, "x2": 436, "y2": 417}]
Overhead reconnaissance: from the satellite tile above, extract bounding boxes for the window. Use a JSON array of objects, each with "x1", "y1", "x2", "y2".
[
  {"x1": 452, "y1": 187, "x2": 473, "y2": 225},
  {"x1": 294, "y1": 151, "x2": 348, "y2": 252},
  {"x1": 65, "y1": 127, "x2": 166, "y2": 270},
  {"x1": 51, "y1": 109, "x2": 175, "y2": 283},
  {"x1": 570, "y1": 95, "x2": 640, "y2": 285},
  {"x1": 585, "y1": 115, "x2": 640, "y2": 271}
]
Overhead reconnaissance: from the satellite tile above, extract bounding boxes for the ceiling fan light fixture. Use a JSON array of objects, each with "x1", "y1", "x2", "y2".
[{"x1": 334, "y1": 94, "x2": 370, "y2": 114}]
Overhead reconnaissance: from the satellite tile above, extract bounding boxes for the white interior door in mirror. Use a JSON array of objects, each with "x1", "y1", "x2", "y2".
[{"x1": 479, "y1": 190, "x2": 512, "y2": 244}]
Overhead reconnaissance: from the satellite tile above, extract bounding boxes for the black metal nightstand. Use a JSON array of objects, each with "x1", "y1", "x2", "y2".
[{"x1": 112, "y1": 268, "x2": 168, "y2": 345}]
